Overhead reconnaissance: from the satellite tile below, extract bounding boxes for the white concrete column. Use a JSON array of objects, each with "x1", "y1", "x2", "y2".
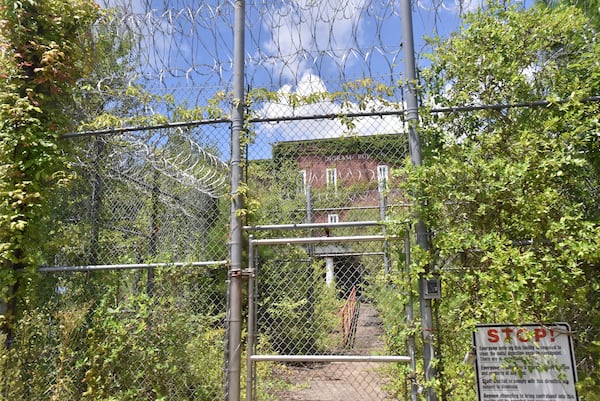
[{"x1": 325, "y1": 257, "x2": 335, "y2": 286}]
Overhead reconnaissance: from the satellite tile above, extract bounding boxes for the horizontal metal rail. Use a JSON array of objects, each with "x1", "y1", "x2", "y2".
[
  {"x1": 318, "y1": 251, "x2": 385, "y2": 257},
  {"x1": 39, "y1": 260, "x2": 227, "y2": 273},
  {"x1": 62, "y1": 117, "x2": 232, "y2": 139},
  {"x1": 62, "y1": 96, "x2": 600, "y2": 139},
  {"x1": 303, "y1": 203, "x2": 412, "y2": 212},
  {"x1": 251, "y1": 235, "x2": 397, "y2": 246},
  {"x1": 244, "y1": 220, "x2": 383, "y2": 231},
  {"x1": 250, "y1": 354, "x2": 411, "y2": 363}
]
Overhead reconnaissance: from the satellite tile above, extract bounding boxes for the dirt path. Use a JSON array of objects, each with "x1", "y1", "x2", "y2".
[{"x1": 276, "y1": 303, "x2": 398, "y2": 401}]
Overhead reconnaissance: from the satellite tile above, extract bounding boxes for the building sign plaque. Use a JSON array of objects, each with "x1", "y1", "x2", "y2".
[{"x1": 324, "y1": 153, "x2": 370, "y2": 162}]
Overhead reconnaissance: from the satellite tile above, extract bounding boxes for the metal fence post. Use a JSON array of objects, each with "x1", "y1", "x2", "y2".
[
  {"x1": 379, "y1": 188, "x2": 390, "y2": 275},
  {"x1": 405, "y1": 229, "x2": 418, "y2": 401},
  {"x1": 246, "y1": 235, "x2": 255, "y2": 401},
  {"x1": 228, "y1": 0, "x2": 246, "y2": 400},
  {"x1": 400, "y1": 0, "x2": 438, "y2": 400}
]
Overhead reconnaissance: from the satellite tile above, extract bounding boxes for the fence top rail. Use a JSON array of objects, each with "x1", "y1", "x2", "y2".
[
  {"x1": 39, "y1": 260, "x2": 228, "y2": 273},
  {"x1": 250, "y1": 355, "x2": 411, "y2": 363},
  {"x1": 62, "y1": 118, "x2": 232, "y2": 139},
  {"x1": 251, "y1": 235, "x2": 398, "y2": 246}
]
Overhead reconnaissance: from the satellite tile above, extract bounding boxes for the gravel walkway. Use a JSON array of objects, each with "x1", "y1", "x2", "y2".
[{"x1": 275, "y1": 303, "x2": 398, "y2": 401}]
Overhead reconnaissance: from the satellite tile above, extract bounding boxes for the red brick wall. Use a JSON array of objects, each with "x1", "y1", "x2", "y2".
[
  {"x1": 298, "y1": 152, "x2": 382, "y2": 189},
  {"x1": 296, "y1": 152, "x2": 403, "y2": 223}
]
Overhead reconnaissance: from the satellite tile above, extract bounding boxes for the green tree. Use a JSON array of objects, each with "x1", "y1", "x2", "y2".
[
  {"x1": 0, "y1": 0, "x2": 99, "y2": 346},
  {"x1": 397, "y1": 3, "x2": 600, "y2": 398},
  {"x1": 539, "y1": 0, "x2": 600, "y2": 29}
]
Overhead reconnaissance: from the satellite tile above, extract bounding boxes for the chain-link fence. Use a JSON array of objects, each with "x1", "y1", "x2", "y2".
[
  {"x1": 2, "y1": 0, "x2": 462, "y2": 399},
  {"x1": 6, "y1": 1, "x2": 598, "y2": 400},
  {"x1": 243, "y1": 111, "x2": 415, "y2": 398},
  {"x1": 49, "y1": 125, "x2": 231, "y2": 268},
  {"x1": 2, "y1": 263, "x2": 227, "y2": 401},
  {"x1": 2, "y1": 122, "x2": 233, "y2": 400}
]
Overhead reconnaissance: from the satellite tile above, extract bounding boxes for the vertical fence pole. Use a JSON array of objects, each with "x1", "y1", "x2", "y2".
[
  {"x1": 228, "y1": 0, "x2": 245, "y2": 400},
  {"x1": 306, "y1": 184, "x2": 314, "y2": 257},
  {"x1": 405, "y1": 229, "x2": 418, "y2": 401},
  {"x1": 147, "y1": 169, "x2": 160, "y2": 298},
  {"x1": 246, "y1": 235, "x2": 255, "y2": 401},
  {"x1": 400, "y1": 0, "x2": 438, "y2": 400},
  {"x1": 89, "y1": 137, "x2": 105, "y2": 266},
  {"x1": 304, "y1": 184, "x2": 315, "y2": 350},
  {"x1": 379, "y1": 189, "x2": 390, "y2": 275}
]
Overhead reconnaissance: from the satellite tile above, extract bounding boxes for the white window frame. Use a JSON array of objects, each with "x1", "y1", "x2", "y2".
[
  {"x1": 328, "y1": 213, "x2": 339, "y2": 224},
  {"x1": 299, "y1": 170, "x2": 307, "y2": 194},
  {"x1": 377, "y1": 164, "x2": 388, "y2": 191},
  {"x1": 326, "y1": 167, "x2": 337, "y2": 190}
]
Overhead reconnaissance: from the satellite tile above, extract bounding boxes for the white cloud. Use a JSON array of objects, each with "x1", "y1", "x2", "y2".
[
  {"x1": 96, "y1": 0, "x2": 196, "y2": 85},
  {"x1": 255, "y1": 72, "x2": 405, "y2": 142},
  {"x1": 416, "y1": 0, "x2": 483, "y2": 14},
  {"x1": 260, "y1": 0, "x2": 368, "y2": 81}
]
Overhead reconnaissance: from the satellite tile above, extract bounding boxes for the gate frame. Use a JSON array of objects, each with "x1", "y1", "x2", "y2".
[{"x1": 244, "y1": 221, "x2": 412, "y2": 401}]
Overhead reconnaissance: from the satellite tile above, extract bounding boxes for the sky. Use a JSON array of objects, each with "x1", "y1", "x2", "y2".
[
  {"x1": 244, "y1": 0, "x2": 481, "y2": 148},
  {"x1": 97, "y1": 0, "x2": 480, "y2": 94},
  {"x1": 248, "y1": 0, "x2": 479, "y2": 86},
  {"x1": 95, "y1": 0, "x2": 513, "y2": 158}
]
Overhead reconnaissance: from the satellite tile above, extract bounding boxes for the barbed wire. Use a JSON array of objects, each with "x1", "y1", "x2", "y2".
[
  {"x1": 73, "y1": 127, "x2": 230, "y2": 198},
  {"x1": 93, "y1": 0, "x2": 484, "y2": 106}
]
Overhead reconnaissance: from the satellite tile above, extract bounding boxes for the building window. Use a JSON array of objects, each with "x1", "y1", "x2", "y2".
[
  {"x1": 377, "y1": 164, "x2": 388, "y2": 191},
  {"x1": 299, "y1": 170, "x2": 307, "y2": 194},
  {"x1": 326, "y1": 168, "x2": 337, "y2": 190},
  {"x1": 328, "y1": 214, "x2": 339, "y2": 224}
]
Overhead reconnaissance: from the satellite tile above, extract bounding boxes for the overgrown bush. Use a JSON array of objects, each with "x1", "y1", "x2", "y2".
[
  {"x1": 0, "y1": 266, "x2": 226, "y2": 401},
  {"x1": 257, "y1": 247, "x2": 343, "y2": 355}
]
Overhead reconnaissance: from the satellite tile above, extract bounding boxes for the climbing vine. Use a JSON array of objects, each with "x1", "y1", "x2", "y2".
[
  {"x1": 0, "y1": 0, "x2": 100, "y2": 343},
  {"x1": 394, "y1": 4, "x2": 600, "y2": 398}
]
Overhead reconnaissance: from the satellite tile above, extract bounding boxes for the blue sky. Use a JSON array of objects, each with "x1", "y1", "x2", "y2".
[
  {"x1": 242, "y1": 0, "x2": 481, "y2": 148},
  {"x1": 246, "y1": 0, "x2": 474, "y2": 87},
  {"x1": 95, "y1": 0, "x2": 529, "y2": 158},
  {"x1": 98, "y1": 0, "x2": 484, "y2": 96}
]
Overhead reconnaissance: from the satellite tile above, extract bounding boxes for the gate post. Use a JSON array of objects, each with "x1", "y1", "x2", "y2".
[
  {"x1": 246, "y1": 236, "x2": 256, "y2": 401},
  {"x1": 400, "y1": 0, "x2": 438, "y2": 399},
  {"x1": 227, "y1": 0, "x2": 246, "y2": 400}
]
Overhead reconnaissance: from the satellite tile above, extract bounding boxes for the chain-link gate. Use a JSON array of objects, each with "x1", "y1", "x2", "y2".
[
  {"x1": 245, "y1": 225, "x2": 411, "y2": 401},
  {"x1": 243, "y1": 80, "x2": 416, "y2": 400}
]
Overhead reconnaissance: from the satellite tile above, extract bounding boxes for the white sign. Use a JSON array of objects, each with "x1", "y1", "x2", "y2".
[
  {"x1": 323, "y1": 153, "x2": 370, "y2": 162},
  {"x1": 473, "y1": 323, "x2": 578, "y2": 401}
]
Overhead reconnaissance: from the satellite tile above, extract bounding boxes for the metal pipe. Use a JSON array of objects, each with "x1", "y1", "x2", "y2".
[
  {"x1": 62, "y1": 117, "x2": 232, "y2": 139},
  {"x1": 245, "y1": 236, "x2": 255, "y2": 401},
  {"x1": 305, "y1": 184, "x2": 314, "y2": 259},
  {"x1": 406, "y1": 230, "x2": 418, "y2": 401},
  {"x1": 380, "y1": 188, "x2": 390, "y2": 275},
  {"x1": 300, "y1": 203, "x2": 412, "y2": 213},
  {"x1": 62, "y1": 96, "x2": 600, "y2": 139},
  {"x1": 227, "y1": 0, "x2": 245, "y2": 399},
  {"x1": 250, "y1": 355, "x2": 411, "y2": 363},
  {"x1": 244, "y1": 220, "x2": 383, "y2": 231},
  {"x1": 251, "y1": 235, "x2": 397, "y2": 246},
  {"x1": 38, "y1": 261, "x2": 227, "y2": 272},
  {"x1": 318, "y1": 252, "x2": 385, "y2": 257},
  {"x1": 400, "y1": 0, "x2": 438, "y2": 398}
]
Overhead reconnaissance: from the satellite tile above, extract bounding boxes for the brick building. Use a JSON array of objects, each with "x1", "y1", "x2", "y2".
[
  {"x1": 271, "y1": 133, "x2": 407, "y2": 224},
  {"x1": 259, "y1": 133, "x2": 408, "y2": 295}
]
